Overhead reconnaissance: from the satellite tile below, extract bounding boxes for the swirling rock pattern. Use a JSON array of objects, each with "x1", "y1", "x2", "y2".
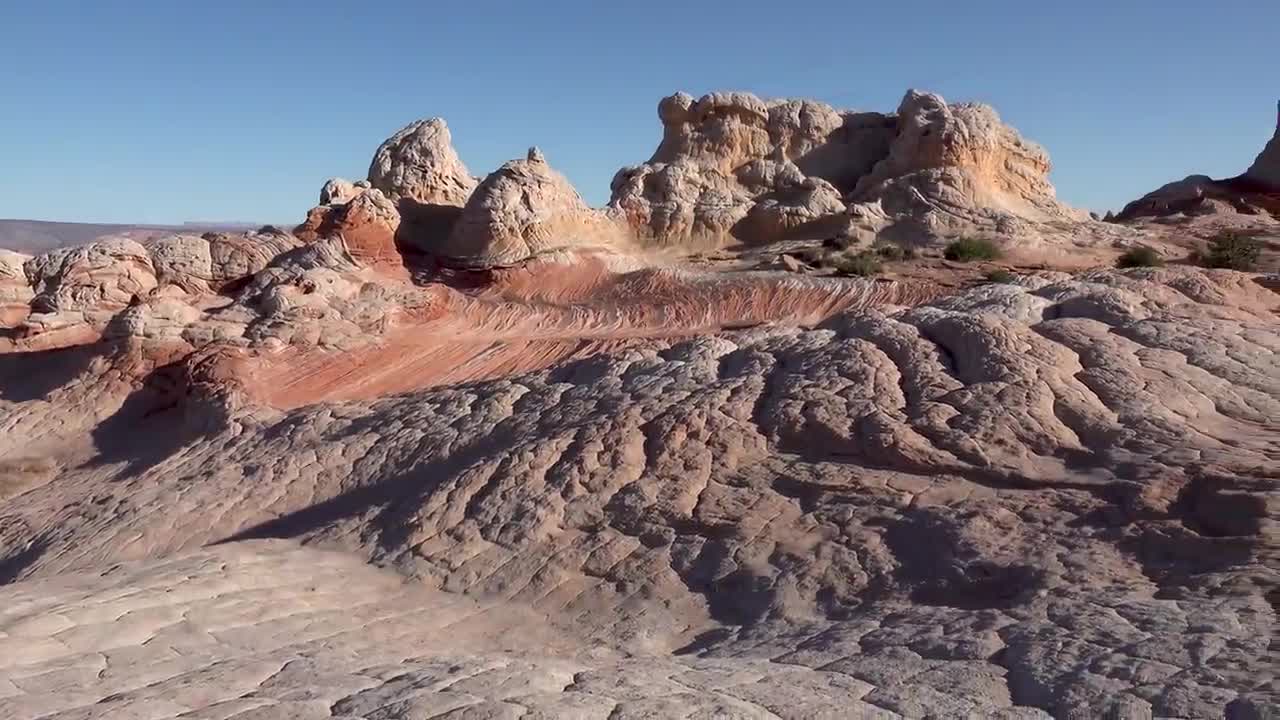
[{"x1": 0, "y1": 267, "x2": 1275, "y2": 718}]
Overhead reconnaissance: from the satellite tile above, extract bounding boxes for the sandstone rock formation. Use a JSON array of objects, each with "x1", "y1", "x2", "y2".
[
  {"x1": 0, "y1": 259, "x2": 1276, "y2": 718},
  {"x1": 21, "y1": 239, "x2": 158, "y2": 336},
  {"x1": 442, "y1": 147, "x2": 626, "y2": 266},
  {"x1": 1244, "y1": 101, "x2": 1280, "y2": 188},
  {"x1": 611, "y1": 89, "x2": 1083, "y2": 249},
  {"x1": 297, "y1": 118, "x2": 484, "y2": 268},
  {"x1": 1118, "y1": 102, "x2": 1280, "y2": 221},
  {"x1": 845, "y1": 90, "x2": 1085, "y2": 240},
  {"x1": 0, "y1": 250, "x2": 33, "y2": 327},
  {"x1": 203, "y1": 226, "x2": 303, "y2": 283},
  {"x1": 2, "y1": 93, "x2": 1278, "y2": 720},
  {"x1": 367, "y1": 117, "x2": 478, "y2": 207},
  {"x1": 296, "y1": 187, "x2": 403, "y2": 268},
  {"x1": 318, "y1": 177, "x2": 371, "y2": 206}
]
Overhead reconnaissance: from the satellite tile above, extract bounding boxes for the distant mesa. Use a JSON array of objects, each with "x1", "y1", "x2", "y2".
[{"x1": 0, "y1": 219, "x2": 274, "y2": 255}]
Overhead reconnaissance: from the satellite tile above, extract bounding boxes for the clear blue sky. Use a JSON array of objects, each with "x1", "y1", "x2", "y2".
[{"x1": 1, "y1": 0, "x2": 1276, "y2": 224}]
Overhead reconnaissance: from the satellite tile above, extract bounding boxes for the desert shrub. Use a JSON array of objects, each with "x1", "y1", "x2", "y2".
[
  {"x1": 983, "y1": 269, "x2": 1015, "y2": 283},
  {"x1": 875, "y1": 243, "x2": 918, "y2": 261},
  {"x1": 831, "y1": 251, "x2": 882, "y2": 277},
  {"x1": 794, "y1": 247, "x2": 826, "y2": 266},
  {"x1": 1201, "y1": 231, "x2": 1262, "y2": 271},
  {"x1": 1116, "y1": 246, "x2": 1164, "y2": 268},
  {"x1": 944, "y1": 237, "x2": 1002, "y2": 262}
]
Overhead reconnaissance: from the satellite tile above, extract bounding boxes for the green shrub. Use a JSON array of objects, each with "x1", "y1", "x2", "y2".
[
  {"x1": 875, "y1": 243, "x2": 918, "y2": 261},
  {"x1": 1116, "y1": 246, "x2": 1165, "y2": 268},
  {"x1": 944, "y1": 237, "x2": 1002, "y2": 262},
  {"x1": 831, "y1": 251, "x2": 882, "y2": 277},
  {"x1": 1201, "y1": 231, "x2": 1262, "y2": 271},
  {"x1": 983, "y1": 269, "x2": 1015, "y2": 283}
]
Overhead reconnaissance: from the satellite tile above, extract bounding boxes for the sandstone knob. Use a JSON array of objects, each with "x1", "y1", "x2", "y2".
[
  {"x1": 367, "y1": 117, "x2": 477, "y2": 207},
  {"x1": 442, "y1": 152, "x2": 622, "y2": 267}
]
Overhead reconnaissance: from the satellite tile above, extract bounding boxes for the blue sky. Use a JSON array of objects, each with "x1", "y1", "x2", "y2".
[{"x1": 1, "y1": 0, "x2": 1276, "y2": 224}]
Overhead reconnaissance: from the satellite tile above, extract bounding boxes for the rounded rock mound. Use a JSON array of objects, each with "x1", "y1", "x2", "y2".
[
  {"x1": 367, "y1": 117, "x2": 478, "y2": 207},
  {"x1": 441, "y1": 148, "x2": 626, "y2": 267}
]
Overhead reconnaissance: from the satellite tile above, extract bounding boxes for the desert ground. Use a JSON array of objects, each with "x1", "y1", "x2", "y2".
[{"x1": 1, "y1": 89, "x2": 1277, "y2": 719}]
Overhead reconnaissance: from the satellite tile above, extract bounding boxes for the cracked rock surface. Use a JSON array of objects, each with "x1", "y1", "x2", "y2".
[{"x1": 1, "y1": 265, "x2": 1276, "y2": 718}]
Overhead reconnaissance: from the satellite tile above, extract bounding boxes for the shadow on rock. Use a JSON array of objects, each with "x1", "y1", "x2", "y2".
[
  {"x1": 883, "y1": 508, "x2": 1046, "y2": 610},
  {"x1": 0, "y1": 344, "x2": 100, "y2": 403}
]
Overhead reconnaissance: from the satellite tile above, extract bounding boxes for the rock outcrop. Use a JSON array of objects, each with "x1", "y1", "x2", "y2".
[
  {"x1": 1118, "y1": 102, "x2": 1280, "y2": 221},
  {"x1": 0, "y1": 267, "x2": 1276, "y2": 719},
  {"x1": 1245, "y1": 102, "x2": 1280, "y2": 188},
  {"x1": 367, "y1": 117, "x2": 477, "y2": 207},
  {"x1": 147, "y1": 234, "x2": 216, "y2": 294},
  {"x1": 296, "y1": 187, "x2": 403, "y2": 269},
  {"x1": 846, "y1": 90, "x2": 1084, "y2": 240},
  {"x1": 0, "y1": 249, "x2": 33, "y2": 327},
  {"x1": 611, "y1": 89, "x2": 1083, "y2": 249},
  {"x1": 318, "y1": 177, "x2": 370, "y2": 206},
  {"x1": 443, "y1": 148, "x2": 626, "y2": 267},
  {"x1": 297, "y1": 119, "x2": 484, "y2": 268},
  {"x1": 203, "y1": 226, "x2": 302, "y2": 283},
  {"x1": 21, "y1": 239, "x2": 158, "y2": 335},
  {"x1": 142, "y1": 228, "x2": 305, "y2": 296}
]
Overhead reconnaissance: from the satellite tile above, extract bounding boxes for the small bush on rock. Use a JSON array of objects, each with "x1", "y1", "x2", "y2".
[
  {"x1": 984, "y1": 269, "x2": 1015, "y2": 283},
  {"x1": 831, "y1": 251, "x2": 882, "y2": 277},
  {"x1": 1116, "y1": 246, "x2": 1165, "y2": 268},
  {"x1": 1201, "y1": 231, "x2": 1262, "y2": 271},
  {"x1": 944, "y1": 237, "x2": 1002, "y2": 262},
  {"x1": 875, "y1": 243, "x2": 917, "y2": 261}
]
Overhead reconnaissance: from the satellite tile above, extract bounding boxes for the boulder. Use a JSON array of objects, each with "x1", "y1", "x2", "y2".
[
  {"x1": 442, "y1": 148, "x2": 626, "y2": 267},
  {"x1": 734, "y1": 165, "x2": 848, "y2": 244},
  {"x1": 610, "y1": 160, "x2": 752, "y2": 247},
  {"x1": 21, "y1": 239, "x2": 159, "y2": 336},
  {"x1": 367, "y1": 118, "x2": 477, "y2": 207}
]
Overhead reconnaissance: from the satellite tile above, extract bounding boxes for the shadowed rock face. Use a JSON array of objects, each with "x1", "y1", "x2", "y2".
[
  {"x1": 1245, "y1": 103, "x2": 1280, "y2": 188},
  {"x1": 0, "y1": 258, "x2": 1276, "y2": 718}
]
